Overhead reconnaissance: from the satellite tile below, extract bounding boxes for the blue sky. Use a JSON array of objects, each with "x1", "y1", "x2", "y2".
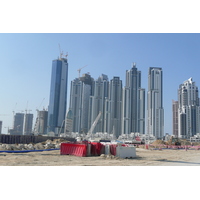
[{"x1": 1, "y1": 33, "x2": 200, "y2": 134}]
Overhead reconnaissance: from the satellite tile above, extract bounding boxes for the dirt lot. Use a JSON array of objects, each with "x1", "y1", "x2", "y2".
[{"x1": 1, "y1": 147, "x2": 200, "y2": 166}]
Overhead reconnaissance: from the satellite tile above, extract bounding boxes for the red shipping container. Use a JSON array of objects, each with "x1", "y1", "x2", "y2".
[
  {"x1": 110, "y1": 144, "x2": 117, "y2": 156},
  {"x1": 60, "y1": 143, "x2": 87, "y2": 157},
  {"x1": 90, "y1": 142, "x2": 104, "y2": 156}
]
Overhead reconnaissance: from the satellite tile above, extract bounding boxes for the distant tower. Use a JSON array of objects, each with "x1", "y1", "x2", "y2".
[
  {"x1": 122, "y1": 63, "x2": 145, "y2": 135},
  {"x1": 47, "y1": 53, "x2": 68, "y2": 135},
  {"x1": 23, "y1": 113, "x2": 33, "y2": 135},
  {"x1": 147, "y1": 67, "x2": 164, "y2": 139},
  {"x1": 172, "y1": 100, "x2": 179, "y2": 137},
  {"x1": 34, "y1": 109, "x2": 48, "y2": 135},
  {"x1": 10, "y1": 113, "x2": 24, "y2": 135},
  {"x1": 178, "y1": 78, "x2": 200, "y2": 138}
]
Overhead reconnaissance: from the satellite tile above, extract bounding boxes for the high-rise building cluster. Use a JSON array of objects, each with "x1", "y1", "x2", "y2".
[
  {"x1": 5, "y1": 54, "x2": 166, "y2": 139},
  {"x1": 9, "y1": 112, "x2": 33, "y2": 135},
  {"x1": 5, "y1": 53, "x2": 200, "y2": 140},
  {"x1": 46, "y1": 54, "x2": 164, "y2": 139}
]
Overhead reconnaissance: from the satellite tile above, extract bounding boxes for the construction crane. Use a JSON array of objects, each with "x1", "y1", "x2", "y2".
[
  {"x1": 87, "y1": 112, "x2": 101, "y2": 138},
  {"x1": 77, "y1": 65, "x2": 87, "y2": 78},
  {"x1": 25, "y1": 110, "x2": 32, "y2": 114},
  {"x1": 58, "y1": 44, "x2": 68, "y2": 59}
]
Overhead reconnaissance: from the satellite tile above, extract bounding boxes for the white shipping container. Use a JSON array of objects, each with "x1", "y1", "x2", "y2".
[{"x1": 116, "y1": 146, "x2": 136, "y2": 158}]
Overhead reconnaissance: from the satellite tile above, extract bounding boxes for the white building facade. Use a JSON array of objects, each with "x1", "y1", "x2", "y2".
[
  {"x1": 69, "y1": 74, "x2": 94, "y2": 134},
  {"x1": 88, "y1": 74, "x2": 109, "y2": 134},
  {"x1": 178, "y1": 78, "x2": 200, "y2": 138}
]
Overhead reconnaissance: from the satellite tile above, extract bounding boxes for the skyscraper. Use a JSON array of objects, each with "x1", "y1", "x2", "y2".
[
  {"x1": 47, "y1": 54, "x2": 68, "y2": 135},
  {"x1": 88, "y1": 74, "x2": 109, "y2": 133},
  {"x1": 69, "y1": 73, "x2": 94, "y2": 134},
  {"x1": 9, "y1": 113, "x2": 24, "y2": 135},
  {"x1": 104, "y1": 77, "x2": 122, "y2": 138},
  {"x1": 23, "y1": 113, "x2": 33, "y2": 135},
  {"x1": 172, "y1": 100, "x2": 179, "y2": 137},
  {"x1": 178, "y1": 78, "x2": 200, "y2": 138},
  {"x1": 147, "y1": 67, "x2": 164, "y2": 139},
  {"x1": 122, "y1": 63, "x2": 145, "y2": 135}
]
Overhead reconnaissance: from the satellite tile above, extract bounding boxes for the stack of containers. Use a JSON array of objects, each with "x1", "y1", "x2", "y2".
[{"x1": 60, "y1": 141, "x2": 137, "y2": 158}]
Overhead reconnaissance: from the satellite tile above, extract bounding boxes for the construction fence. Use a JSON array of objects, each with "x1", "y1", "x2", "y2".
[{"x1": 0, "y1": 134, "x2": 76, "y2": 144}]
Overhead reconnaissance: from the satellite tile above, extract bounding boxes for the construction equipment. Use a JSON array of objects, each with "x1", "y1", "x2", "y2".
[
  {"x1": 87, "y1": 112, "x2": 101, "y2": 138},
  {"x1": 77, "y1": 65, "x2": 87, "y2": 78},
  {"x1": 58, "y1": 44, "x2": 68, "y2": 59},
  {"x1": 170, "y1": 136, "x2": 181, "y2": 146}
]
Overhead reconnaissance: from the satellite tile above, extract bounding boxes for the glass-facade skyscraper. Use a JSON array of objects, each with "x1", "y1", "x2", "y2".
[
  {"x1": 69, "y1": 73, "x2": 94, "y2": 134},
  {"x1": 47, "y1": 55, "x2": 68, "y2": 134},
  {"x1": 104, "y1": 77, "x2": 122, "y2": 138},
  {"x1": 88, "y1": 74, "x2": 109, "y2": 134},
  {"x1": 122, "y1": 63, "x2": 145, "y2": 135},
  {"x1": 147, "y1": 67, "x2": 164, "y2": 139},
  {"x1": 172, "y1": 100, "x2": 179, "y2": 137}
]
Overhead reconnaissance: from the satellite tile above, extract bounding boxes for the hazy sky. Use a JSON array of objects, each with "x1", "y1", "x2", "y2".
[{"x1": 1, "y1": 33, "x2": 200, "y2": 134}]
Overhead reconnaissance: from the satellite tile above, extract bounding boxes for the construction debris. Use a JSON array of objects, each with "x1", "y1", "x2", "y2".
[{"x1": 0, "y1": 138, "x2": 71, "y2": 151}]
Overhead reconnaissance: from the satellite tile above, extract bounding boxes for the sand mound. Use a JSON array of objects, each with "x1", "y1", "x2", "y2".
[{"x1": 151, "y1": 140, "x2": 166, "y2": 145}]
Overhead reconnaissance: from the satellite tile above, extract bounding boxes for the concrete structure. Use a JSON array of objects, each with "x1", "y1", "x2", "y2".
[
  {"x1": 69, "y1": 73, "x2": 94, "y2": 134},
  {"x1": 178, "y1": 78, "x2": 200, "y2": 138},
  {"x1": 34, "y1": 109, "x2": 48, "y2": 135},
  {"x1": 172, "y1": 100, "x2": 179, "y2": 137},
  {"x1": 47, "y1": 54, "x2": 68, "y2": 135},
  {"x1": 122, "y1": 63, "x2": 145, "y2": 135},
  {"x1": 147, "y1": 67, "x2": 164, "y2": 139},
  {"x1": 88, "y1": 74, "x2": 109, "y2": 134},
  {"x1": 9, "y1": 113, "x2": 24, "y2": 135},
  {"x1": 23, "y1": 113, "x2": 33, "y2": 135},
  {"x1": 104, "y1": 77, "x2": 122, "y2": 138}
]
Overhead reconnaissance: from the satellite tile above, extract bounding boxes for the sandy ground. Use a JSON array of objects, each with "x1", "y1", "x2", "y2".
[{"x1": 1, "y1": 147, "x2": 200, "y2": 166}]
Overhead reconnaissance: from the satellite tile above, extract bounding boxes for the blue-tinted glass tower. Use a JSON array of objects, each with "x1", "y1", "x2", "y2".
[{"x1": 47, "y1": 54, "x2": 68, "y2": 134}]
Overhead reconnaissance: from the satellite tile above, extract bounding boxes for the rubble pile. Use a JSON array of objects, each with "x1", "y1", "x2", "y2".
[
  {"x1": 151, "y1": 140, "x2": 166, "y2": 145},
  {"x1": 0, "y1": 138, "x2": 71, "y2": 151},
  {"x1": 151, "y1": 139, "x2": 200, "y2": 146}
]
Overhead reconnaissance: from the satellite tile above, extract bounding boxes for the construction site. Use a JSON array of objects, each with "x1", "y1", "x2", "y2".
[
  {"x1": 1, "y1": 109, "x2": 200, "y2": 166},
  {"x1": 0, "y1": 134, "x2": 200, "y2": 166}
]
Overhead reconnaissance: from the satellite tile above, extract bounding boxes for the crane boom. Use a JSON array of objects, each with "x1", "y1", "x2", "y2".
[
  {"x1": 87, "y1": 112, "x2": 101, "y2": 137},
  {"x1": 77, "y1": 65, "x2": 87, "y2": 78}
]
